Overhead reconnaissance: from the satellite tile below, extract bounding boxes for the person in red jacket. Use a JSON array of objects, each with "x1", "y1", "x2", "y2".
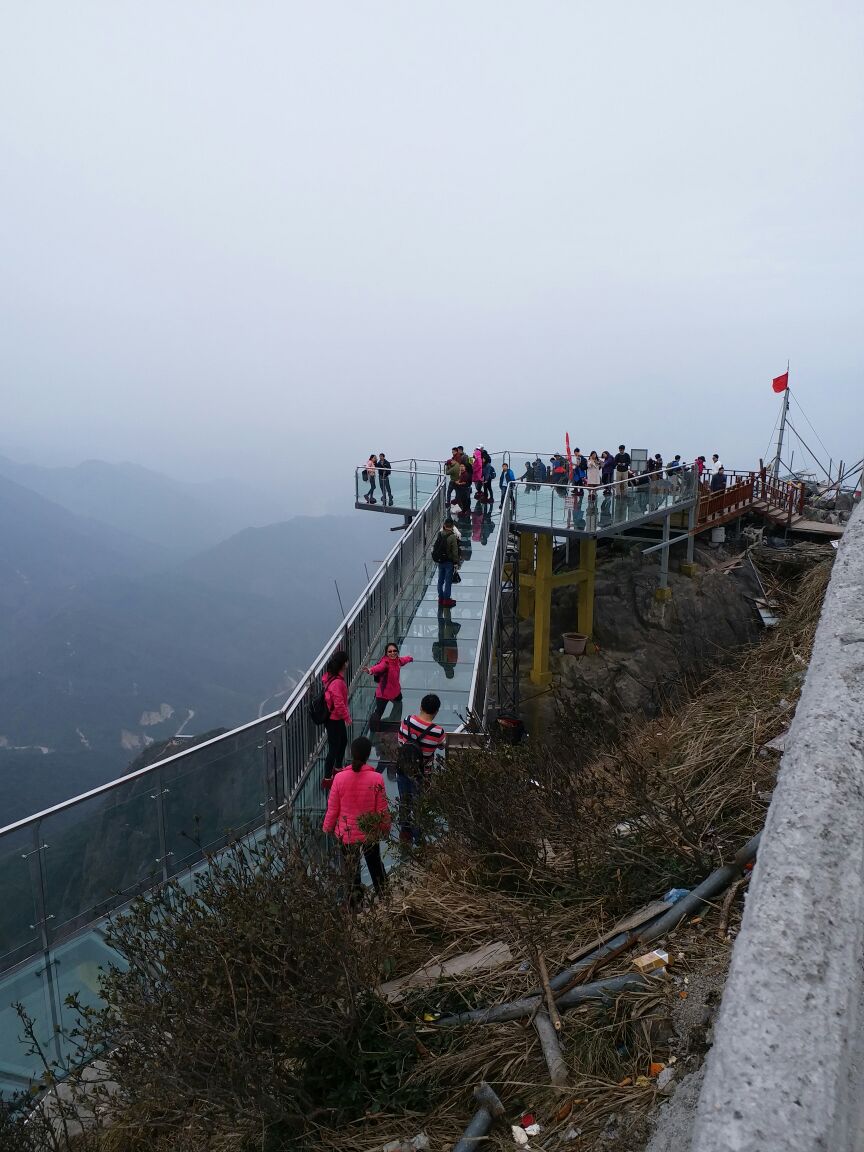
[
  {"x1": 322, "y1": 736, "x2": 391, "y2": 899},
  {"x1": 321, "y1": 651, "x2": 351, "y2": 790},
  {"x1": 364, "y1": 643, "x2": 414, "y2": 728}
]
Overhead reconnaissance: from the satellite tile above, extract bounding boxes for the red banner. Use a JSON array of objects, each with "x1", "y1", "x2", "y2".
[{"x1": 772, "y1": 371, "x2": 789, "y2": 393}]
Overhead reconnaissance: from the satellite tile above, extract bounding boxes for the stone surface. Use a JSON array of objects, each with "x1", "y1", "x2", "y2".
[
  {"x1": 645, "y1": 1068, "x2": 706, "y2": 1152},
  {"x1": 536, "y1": 551, "x2": 762, "y2": 731},
  {"x1": 691, "y1": 502, "x2": 864, "y2": 1152}
]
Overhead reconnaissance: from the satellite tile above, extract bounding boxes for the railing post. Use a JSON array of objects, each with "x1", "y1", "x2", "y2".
[
  {"x1": 153, "y1": 766, "x2": 171, "y2": 883},
  {"x1": 28, "y1": 820, "x2": 64, "y2": 1064}
]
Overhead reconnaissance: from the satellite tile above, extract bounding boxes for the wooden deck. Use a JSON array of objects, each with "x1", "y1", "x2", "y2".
[{"x1": 689, "y1": 474, "x2": 846, "y2": 539}]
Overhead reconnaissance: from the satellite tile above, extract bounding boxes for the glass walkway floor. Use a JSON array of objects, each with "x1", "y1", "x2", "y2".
[{"x1": 291, "y1": 497, "x2": 506, "y2": 821}]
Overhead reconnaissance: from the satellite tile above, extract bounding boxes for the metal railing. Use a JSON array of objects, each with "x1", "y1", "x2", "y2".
[
  {"x1": 509, "y1": 466, "x2": 700, "y2": 536},
  {"x1": 466, "y1": 493, "x2": 513, "y2": 722},
  {"x1": 354, "y1": 460, "x2": 444, "y2": 514},
  {"x1": 281, "y1": 480, "x2": 447, "y2": 803}
]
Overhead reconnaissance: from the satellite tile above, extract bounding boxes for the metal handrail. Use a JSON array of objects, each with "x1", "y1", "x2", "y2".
[{"x1": 467, "y1": 494, "x2": 513, "y2": 722}]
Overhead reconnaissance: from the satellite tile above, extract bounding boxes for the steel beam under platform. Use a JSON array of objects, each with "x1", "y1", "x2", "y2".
[{"x1": 518, "y1": 532, "x2": 597, "y2": 686}]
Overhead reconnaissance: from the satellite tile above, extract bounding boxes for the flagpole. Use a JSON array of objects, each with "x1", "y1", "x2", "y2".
[{"x1": 772, "y1": 359, "x2": 790, "y2": 480}]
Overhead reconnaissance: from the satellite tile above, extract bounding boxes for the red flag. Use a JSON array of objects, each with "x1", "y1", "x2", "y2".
[
  {"x1": 565, "y1": 432, "x2": 573, "y2": 483},
  {"x1": 772, "y1": 372, "x2": 789, "y2": 393}
]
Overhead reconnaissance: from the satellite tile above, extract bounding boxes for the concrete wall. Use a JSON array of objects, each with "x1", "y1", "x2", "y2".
[{"x1": 692, "y1": 502, "x2": 864, "y2": 1152}]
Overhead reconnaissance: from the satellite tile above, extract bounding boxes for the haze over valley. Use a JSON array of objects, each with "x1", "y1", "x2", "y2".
[{"x1": 0, "y1": 456, "x2": 393, "y2": 823}]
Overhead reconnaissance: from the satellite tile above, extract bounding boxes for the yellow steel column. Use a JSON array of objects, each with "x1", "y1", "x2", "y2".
[
  {"x1": 519, "y1": 531, "x2": 534, "y2": 572},
  {"x1": 577, "y1": 538, "x2": 597, "y2": 639},
  {"x1": 518, "y1": 531, "x2": 535, "y2": 619},
  {"x1": 530, "y1": 533, "x2": 553, "y2": 685}
]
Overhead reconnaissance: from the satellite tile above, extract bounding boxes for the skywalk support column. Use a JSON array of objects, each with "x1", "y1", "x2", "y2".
[
  {"x1": 655, "y1": 513, "x2": 673, "y2": 601},
  {"x1": 681, "y1": 502, "x2": 698, "y2": 577},
  {"x1": 518, "y1": 531, "x2": 535, "y2": 619},
  {"x1": 577, "y1": 538, "x2": 596, "y2": 638},
  {"x1": 531, "y1": 533, "x2": 553, "y2": 686}
]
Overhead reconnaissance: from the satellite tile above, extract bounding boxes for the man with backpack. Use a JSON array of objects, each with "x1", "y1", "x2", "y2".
[
  {"x1": 397, "y1": 693, "x2": 445, "y2": 844},
  {"x1": 432, "y1": 518, "x2": 460, "y2": 607}
]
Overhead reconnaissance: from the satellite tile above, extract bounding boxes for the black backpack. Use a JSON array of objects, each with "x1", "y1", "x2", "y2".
[
  {"x1": 309, "y1": 687, "x2": 331, "y2": 726},
  {"x1": 431, "y1": 533, "x2": 448, "y2": 563},
  {"x1": 397, "y1": 740, "x2": 425, "y2": 780}
]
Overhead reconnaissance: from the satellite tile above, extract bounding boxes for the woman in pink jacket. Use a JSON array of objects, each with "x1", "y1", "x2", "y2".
[
  {"x1": 364, "y1": 643, "x2": 413, "y2": 728},
  {"x1": 322, "y1": 736, "x2": 391, "y2": 898},
  {"x1": 322, "y1": 651, "x2": 351, "y2": 790},
  {"x1": 472, "y1": 446, "x2": 484, "y2": 500}
]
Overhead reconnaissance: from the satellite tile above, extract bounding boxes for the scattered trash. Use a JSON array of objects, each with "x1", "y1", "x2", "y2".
[
  {"x1": 763, "y1": 730, "x2": 789, "y2": 753},
  {"x1": 511, "y1": 1126, "x2": 530, "y2": 1146},
  {"x1": 633, "y1": 948, "x2": 669, "y2": 974},
  {"x1": 421, "y1": 1011, "x2": 441, "y2": 1022},
  {"x1": 618, "y1": 1077, "x2": 632, "y2": 1087},
  {"x1": 519, "y1": 1114, "x2": 536, "y2": 1129},
  {"x1": 664, "y1": 888, "x2": 690, "y2": 904},
  {"x1": 519, "y1": 960, "x2": 532, "y2": 973},
  {"x1": 554, "y1": 1101, "x2": 573, "y2": 1122},
  {"x1": 635, "y1": 1075, "x2": 651, "y2": 1086},
  {"x1": 679, "y1": 990, "x2": 689, "y2": 999},
  {"x1": 649, "y1": 1062, "x2": 666, "y2": 1077},
  {"x1": 657, "y1": 1067, "x2": 675, "y2": 1091},
  {"x1": 524, "y1": 1123, "x2": 541, "y2": 1137},
  {"x1": 615, "y1": 821, "x2": 636, "y2": 837},
  {"x1": 381, "y1": 1134, "x2": 429, "y2": 1152},
  {"x1": 563, "y1": 1127, "x2": 582, "y2": 1142}
]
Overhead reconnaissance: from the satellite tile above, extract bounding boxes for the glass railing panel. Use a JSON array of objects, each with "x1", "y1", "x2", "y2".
[
  {"x1": 415, "y1": 470, "x2": 443, "y2": 505},
  {"x1": 40, "y1": 783, "x2": 161, "y2": 945},
  {"x1": 53, "y1": 932, "x2": 125, "y2": 1049},
  {"x1": 0, "y1": 957, "x2": 57, "y2": 1089},
  {"x1": 356, "y1": 467, "x2": 413, "y2": 510},
  {"x1": 511, "y1": 468, "x2": 698, "y2": 535},
  {"x1": 0, "y1": 826, "x2": 41, "y2": 972},
  {"x1": 161, "y1": 721, "x2": 271, "y2": 875}
]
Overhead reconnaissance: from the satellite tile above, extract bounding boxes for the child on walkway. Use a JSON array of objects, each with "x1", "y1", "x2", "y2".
[{"x1": 322, "y1": 735, "x2": 391, "y2": 899}]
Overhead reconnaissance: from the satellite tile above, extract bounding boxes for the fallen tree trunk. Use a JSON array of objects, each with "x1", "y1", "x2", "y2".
[
  {"x1": 436, "y1": 971, "x2": 649, "y2": 1028},
  {"x1": 532, "y1": 1009, "x2": 569, "y2": 1086},
  {"x1": 638, "y1": 833, "x2": 761, "y2": 945},
  {"x1": 452, "y1": 1082, "x2": 505, "y2": 1152},
  {"x1": 435, "y1": 833, "x2": 761, "y2": 1030}
]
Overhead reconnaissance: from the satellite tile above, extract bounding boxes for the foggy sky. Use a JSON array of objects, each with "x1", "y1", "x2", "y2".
[{"x1": 1, "y1": 1, "x2": 862, "y2": 514}]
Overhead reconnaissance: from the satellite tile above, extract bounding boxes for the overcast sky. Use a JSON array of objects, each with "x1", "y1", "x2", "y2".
[{"x1": 1, "y1": 1, "x2": 861, "y2": 512}]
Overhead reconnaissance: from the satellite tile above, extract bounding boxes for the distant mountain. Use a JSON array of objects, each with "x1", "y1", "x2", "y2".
[
  {"x1": 0, "y1": 455, "x2": 289, "y2": 552},
  {"x1": 181, "y1": 513, "x2": 392, "y2": 613},
  {"x1": 0, "y1": 482, "x2": 394, "y2": 824},
  {"x1": 0, "y1": 473, "x2": 168, "y2": 621}
]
